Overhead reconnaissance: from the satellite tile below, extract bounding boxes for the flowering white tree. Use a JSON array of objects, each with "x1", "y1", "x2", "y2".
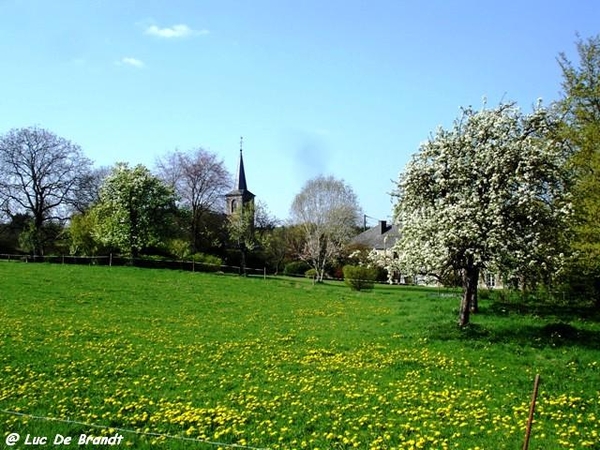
[
  {"x1": 391, "y1": 102, "x2": 572, "y2": 327},
  {"x1": 91, "y1": 163, "x2": 176, "y2": 257}
]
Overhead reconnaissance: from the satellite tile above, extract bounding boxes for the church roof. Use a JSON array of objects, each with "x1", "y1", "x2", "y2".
[
  {"x1": 236, "y1": 148, "x2": 249, "y2": 191},
  {"x1": 226, "y1": 144, "x2": 255, "y2": 199}
]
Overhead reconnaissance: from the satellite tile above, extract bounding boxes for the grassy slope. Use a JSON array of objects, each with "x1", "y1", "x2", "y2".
[{"x1": 0, "y1": 263, "x2": 599, "y2": 449}]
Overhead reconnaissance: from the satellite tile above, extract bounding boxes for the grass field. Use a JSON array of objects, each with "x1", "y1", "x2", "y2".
[{"x1": 1, "y1": 262, "x2": 599, "y2": 449}]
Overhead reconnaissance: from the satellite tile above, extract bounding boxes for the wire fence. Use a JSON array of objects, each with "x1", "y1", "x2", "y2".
[
  {"x1": 0, "y1": 409, "x2": 270, "y2": 449},
  {"x1": 0, "y1": 253, "x2": 270, "y2": 277}
]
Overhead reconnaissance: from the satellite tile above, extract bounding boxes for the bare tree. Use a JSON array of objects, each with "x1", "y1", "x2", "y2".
[
  {"x1": 71, "y1": 166, "x2": 111, "y2": 214},
  {"x1": 156, "y1": 148, "x2": 232, "y2": 252},
  {"x1": 0, "y1": 126, "x2": 92, "y2": 255},
  {"x1": 290, "y1": 175, "x2": 362, "y2": 282}
]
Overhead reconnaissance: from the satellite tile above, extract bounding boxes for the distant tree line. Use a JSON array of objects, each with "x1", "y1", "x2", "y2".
[
  {"x1": 1, "y1": 35, "x2": 599, "y2": 326},
  {"x1": 0, "y1": 128, "x2": 362, "y2": 276},
  {"x1": 1, "y1": 140, "x2": 252, "y2": 268}
]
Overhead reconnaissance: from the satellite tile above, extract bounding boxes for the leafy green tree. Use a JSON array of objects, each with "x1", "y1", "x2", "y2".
[
  {"x1": 91, "y1": 163, "x2": 176, "y2": 257},
  {"x1": 262, "y1": 226, "x2": 292, "y2": 275},
  {"x1": 391, "y1": 102, "x2": 572, "y2": 327},
  {"x1": 227, "y1": 201, "x2": 256, "y2": 275},
  {"x1": 68, "y1": 213, "x2": 100, "y2": 255},
  {"x1": 226, "y1": 200, "x2": 278, "y2": 275},
  {"x1": 557, "y1": 34, "x2": 600, "y2": 306}
]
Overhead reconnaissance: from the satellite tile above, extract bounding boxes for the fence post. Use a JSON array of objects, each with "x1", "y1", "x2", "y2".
[
  {"x1": 264, "y1": 267, "x2": 266, "y2": 280},
  {"x1": 523, "y1": 374, "x2": 541, "y2": 450},
  {"x1": 109, "y1": 253, "x2": 112, "y2": 267}
]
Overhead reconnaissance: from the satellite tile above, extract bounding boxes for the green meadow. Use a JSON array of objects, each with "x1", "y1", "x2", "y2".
[{"x1": 1, "y1": 263, "x2": 599, "y2": 449}]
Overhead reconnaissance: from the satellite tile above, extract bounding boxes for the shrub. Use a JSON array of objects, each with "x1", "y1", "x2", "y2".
[
  {"x1": 343, "y1": 265, "x2": 377, "y2": 291},
  {"x1": 191, "y1": 252, "x2": 222, "y2": 272},
  {"x1": 305, "y1": 268, "x2": 318, "y2": 284},
  {"x1": 168, "y1": 239, "x2": 191, "y2": 260},
  {"x1": 284, "y1": 261, "x2": 311, "y2": 277},
  {"x1": 478, "y1": 289, "x2": 491, "y2": 300}
]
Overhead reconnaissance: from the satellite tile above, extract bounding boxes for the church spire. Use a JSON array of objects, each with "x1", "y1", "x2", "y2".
[
  {"x1": 236, "y1": 136, "x2": 248, "y2": 191},
  {"x1": 225, "y1": 136, "x2": 255, "y2": 215}
]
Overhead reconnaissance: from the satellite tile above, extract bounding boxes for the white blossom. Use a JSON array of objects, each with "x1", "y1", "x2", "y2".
[{"x1": 391, "y1": 102, "x2": 572, "y2": 292}]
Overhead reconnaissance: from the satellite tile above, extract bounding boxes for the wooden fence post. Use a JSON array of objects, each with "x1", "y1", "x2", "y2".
[{"x1": 523, "y1": 374, "x2": 541, "y2": 450}]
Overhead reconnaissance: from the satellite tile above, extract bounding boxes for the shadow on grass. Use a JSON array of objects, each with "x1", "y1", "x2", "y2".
[
  {"x1": 485, "y1": 299, "x2": 600, "y2": 322},
  {"x1": 428, "y1": 319, "x2": 600, "y2": 350}
]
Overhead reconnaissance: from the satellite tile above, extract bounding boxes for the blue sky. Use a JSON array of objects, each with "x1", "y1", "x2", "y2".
[{"x1": 0, "y1": 0, "x2": 598, "y2": 223}]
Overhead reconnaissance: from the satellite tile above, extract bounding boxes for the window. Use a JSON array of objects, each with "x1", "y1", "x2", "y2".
[{"x1": 485, "y1": 272, "x2": 496, "y2": 288}]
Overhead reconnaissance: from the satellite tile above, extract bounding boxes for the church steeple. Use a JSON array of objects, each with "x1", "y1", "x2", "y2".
[
  {"x1": 225, "y1": 137, "x2": 255, "y2": 215},
  {"x1": 236, "y1": 137, "x2": 248, "y2": 191}
]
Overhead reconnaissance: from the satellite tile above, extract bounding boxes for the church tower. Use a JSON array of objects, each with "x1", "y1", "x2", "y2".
[{"x1": 225, "y1": 137, "x2": 255, "y2": 215}]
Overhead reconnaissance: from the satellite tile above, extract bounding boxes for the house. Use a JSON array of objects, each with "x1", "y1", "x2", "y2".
[
  {"x1": 351, "y1": 220, "x2": 400, "y2": 254},
  {"x1": 351, "y1": 219, "x2": 503, "y2": 288},
  {"x1": 351, "y1": 220, "x2": 403, "y2": 283}
]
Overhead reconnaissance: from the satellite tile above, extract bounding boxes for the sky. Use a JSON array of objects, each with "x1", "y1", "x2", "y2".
[{"x1": 0, "y1": 0, "x2": 598, "y2": 224}]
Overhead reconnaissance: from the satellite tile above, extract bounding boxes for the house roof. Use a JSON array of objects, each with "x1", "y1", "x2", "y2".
[{"x1": 351, "y1": 220, "x2": 399, "y2": 250}]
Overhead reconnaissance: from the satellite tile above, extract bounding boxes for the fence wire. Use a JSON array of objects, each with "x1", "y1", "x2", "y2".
[{"x1": 0, "y1": 409, "x2": 270, "y2": 450}]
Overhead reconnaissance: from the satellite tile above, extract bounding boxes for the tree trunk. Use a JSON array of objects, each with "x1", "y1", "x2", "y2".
[
  {"x1": 317, "y1": 267, "x2": 325, "y2": 283},
  {"x1": 239, "y1": 244, "x2": 247, "y2": 276},
  {"x1": 458, "y1": 264, "x2": 478, "y2": 327},
  {"x1": 191, "y1": 216, "x2": 199, "y2": 254},
  {"x1": 33, "y1": 215, "x2": 44, "y2": 256},
  {"x1": 191, "y1": 209, "x2": 203, "y2": 254}
]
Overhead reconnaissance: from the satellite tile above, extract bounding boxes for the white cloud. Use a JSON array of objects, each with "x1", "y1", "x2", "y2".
[
  {"x1": 145, "y1": 24, "x2": 209, "y2": 39},
  {"x1": 119, "y1": 57, "x2": 145, "y2": 68}
]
